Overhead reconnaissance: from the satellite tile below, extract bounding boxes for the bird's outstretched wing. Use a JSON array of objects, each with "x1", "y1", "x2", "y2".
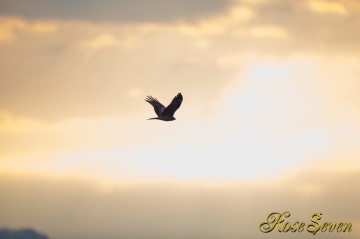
[
  {"x1": 163, "y1": 93, "x2": 183, "y2": 117},
  {"x1": 145, "y1": 96, "x2": 165, "y2": 117}
]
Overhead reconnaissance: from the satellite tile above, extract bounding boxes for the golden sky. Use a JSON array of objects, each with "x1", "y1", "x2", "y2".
[{"x1": 1, "y1": 0, "x2": 360, "y2": 238}]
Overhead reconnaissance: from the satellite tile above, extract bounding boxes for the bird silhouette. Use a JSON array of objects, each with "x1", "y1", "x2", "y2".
[{"x1": 145, "y1": 93, "x2": 183, "y2": 121}]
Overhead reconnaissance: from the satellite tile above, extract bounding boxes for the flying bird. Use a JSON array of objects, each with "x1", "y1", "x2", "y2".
[{"x1": 145, "y1": 93, "x2": 183, "y2": 121}]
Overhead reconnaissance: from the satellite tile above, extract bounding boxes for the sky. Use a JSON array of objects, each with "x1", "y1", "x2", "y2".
[{"x1": 0, "y1": 0, "x2": 360, "y2": 238}]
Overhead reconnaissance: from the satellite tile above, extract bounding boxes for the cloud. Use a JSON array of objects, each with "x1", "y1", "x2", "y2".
[
  {"x1": 1, "y1": 3, "x2": 359, "y2": 239},
  {"x1": 0, "y1": 163, "x2": 359, "y2": 239},
  {"x1": 78, "y1": 34, "x2": 120, "y2": 50},
  {"x1": 0, "y1": 111, "x2": 42, "y2": 134},
  {"x1": 1, "y1": 54, "x2": 360, "y2": 181},
  {"x1": 307, "y1": 0, "x2": 348, "y2": 15},
  {"x1": 1, "y1": 3, "x2": 360, "y2": 185},
  {"x1": 234, "y1": 25, "x2": 289, "y2": 38},
  {"x1": 2, "y1": 0, "x2": 360, "y2": 120},
  {"x1": 174, "y1": 3, "x2": 288, "y2": 39},
  {"x1": 0, "y1": 16, "x2": 57, "y2": 43},
  {"x1": 0, "y1": 16, "x2": 243, "y2": 120},
  {"x1": 0, "y1": 110, "x2": 133, "y2": 158},
  {"x1": 244, "y1": 0, "x2": 360, "y2": 55}
]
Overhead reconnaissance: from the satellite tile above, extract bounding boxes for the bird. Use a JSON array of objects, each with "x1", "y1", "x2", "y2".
[{"x1": 145, "y1": 93, "x2": 183, "y2": 121}]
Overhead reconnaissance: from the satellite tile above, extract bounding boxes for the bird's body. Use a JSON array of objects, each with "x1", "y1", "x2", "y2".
[{"x1": 145, "y1": 93, "x2": 183, "y2": 121}]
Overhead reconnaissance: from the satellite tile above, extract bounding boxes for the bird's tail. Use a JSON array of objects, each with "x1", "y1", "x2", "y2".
[{"x1": 147, "y1": 117, "x2": 159, "y2": 120}]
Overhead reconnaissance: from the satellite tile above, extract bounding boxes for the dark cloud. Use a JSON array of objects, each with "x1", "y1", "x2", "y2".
[
  {"x1": 248, "y1": 0, "x2": 360, "y2": 55},
  {"x1": 0, "y1": 0, "x2": 232, "y2": 22}
]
